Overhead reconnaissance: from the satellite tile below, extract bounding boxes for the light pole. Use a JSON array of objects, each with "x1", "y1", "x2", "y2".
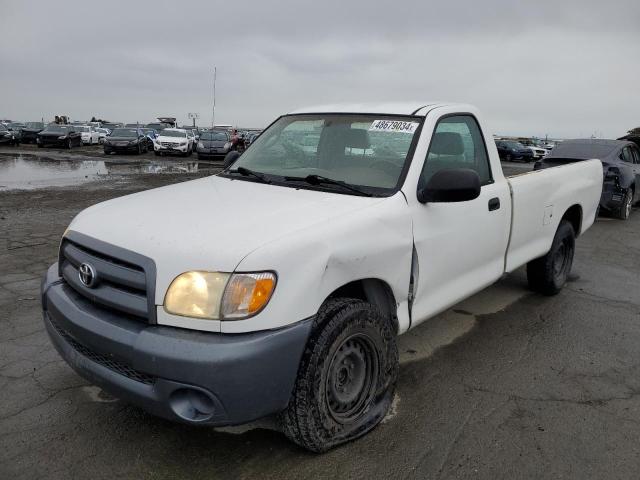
[{"x1": 212, "y1": 66, "x2": 217, "y2": 130}]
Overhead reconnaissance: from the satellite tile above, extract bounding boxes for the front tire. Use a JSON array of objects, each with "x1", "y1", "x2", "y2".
[
  {"x1": 281, "y1": 298, "x2": 398, "y2": 452},
  {"x1": 527, "y1": 220, "x2": 575, "y2": 295}
]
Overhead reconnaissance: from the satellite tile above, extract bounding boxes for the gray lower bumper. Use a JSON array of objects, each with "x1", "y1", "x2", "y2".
[{"x1": 41, "y1": 263, "x2": 313, "y2": 426}]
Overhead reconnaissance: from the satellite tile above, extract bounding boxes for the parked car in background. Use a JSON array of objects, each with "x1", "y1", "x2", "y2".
[
  {"x1": 154, "y1": 128, "x2": 193, "y2": 156},
  {"x1": 534, "y1": 139, "x2": 640, "y2": 220},
  {"x1": 6, "y1": 122, "x2": 25, "y2": 143},
  {"x1": 101, "y1": 122, "x2": 123, "y2": 132},
  {"x1": 76, "y1": 125, "x2": 101, "y2": 145},
  {"x1": 196, "y1": 130, "x2": 231, "y2": 159},
  {"x1": 528, "y1": 146, "x2": 548, "y2": 159},
  {"x1": 20, "y1": 122, "x2": 45, "y2": 143},
  {"x1": 103, "y1": 127, "x2": 151, "y2": 155},
  {"x1": 145, "y1": 122, "x2": 167, "y2": 132},
  {"x1": 141, "y1": 128, "x2": 158, "y2": 144},
  {"x1": 495, "y1": 140, "x2": 535, "y2": 162},
  {"x1": 0, "y1": 123, "x2": 20, "y2": 146},
  {"x1": 95, "y1": 127, "x2": 111, "y2": 144},
  {"x1": 37, "y1": 124, "x2": 82, "y2": 149}
]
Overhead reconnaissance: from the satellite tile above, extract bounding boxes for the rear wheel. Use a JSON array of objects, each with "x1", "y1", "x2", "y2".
[
  {"x1": 616, "y1": 189, "x2": 633, "y2": 220},
  {"x1": 527, "y1": 220, "x2": 575, "y2": 295},
  {"x1": 281, "y1": 298, "x2": 398, "y2": 452}
]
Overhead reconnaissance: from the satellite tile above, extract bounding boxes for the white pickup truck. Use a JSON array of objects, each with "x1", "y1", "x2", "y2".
[{"x1": 41, "y1": 103, "x2": 602, "y2": 452}]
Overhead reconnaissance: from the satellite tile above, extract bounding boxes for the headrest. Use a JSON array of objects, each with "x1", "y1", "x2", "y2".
[
  {"x1": 430, "y1": 131, "x2": 464, "y2": 155},
  {"x1": 342, "y1": 129, "x2": 370, "y2": 149}
]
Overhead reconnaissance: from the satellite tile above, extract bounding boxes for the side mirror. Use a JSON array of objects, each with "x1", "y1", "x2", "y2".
[
  {"x1": 417, "y1": 168, "x2": 481, "y2": 204},
  {"x1": 224, "y1": 151, "x2": 241, "y2": 169}
]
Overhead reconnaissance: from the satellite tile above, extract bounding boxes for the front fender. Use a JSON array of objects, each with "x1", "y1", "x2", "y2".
[{"x1": 224, "y1": 194, "x2": 414, "y2": 334}]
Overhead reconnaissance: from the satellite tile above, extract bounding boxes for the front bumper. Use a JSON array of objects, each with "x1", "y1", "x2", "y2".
[
  {"x1": 38, "y1": 136, "x2": 68, "y2": 147},
  {"x1": 104, "y1": 143, "x2": 139, "y2": 154},
  {"x1": 41, "y1": 263, "x2": 312, "y2": 426},
  {"x1": 155, "y1": 143, "x2": 188, "y2": 153},
  {"x1": 196, "y1": 148, "x2": 229, "y2": 158}
]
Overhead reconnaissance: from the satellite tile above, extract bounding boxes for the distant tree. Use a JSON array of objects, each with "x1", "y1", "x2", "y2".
[
  {"x1": 91, "y1": 116, "x2": 97, "y2": 122},
  {"x1": 628, "y1": 127, "x2": 640, "y2": 135}
]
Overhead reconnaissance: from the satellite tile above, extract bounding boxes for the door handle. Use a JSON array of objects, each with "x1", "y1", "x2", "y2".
[{"x1": 488, "y1": 197, "x2": 500, "y2": 211}]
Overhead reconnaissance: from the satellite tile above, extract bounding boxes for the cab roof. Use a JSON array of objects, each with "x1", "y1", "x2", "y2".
[{"x1": 288, "y1": 102, "x2": 460, "y2": 116}]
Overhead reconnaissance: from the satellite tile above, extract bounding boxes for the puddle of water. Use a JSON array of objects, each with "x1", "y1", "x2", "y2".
[
  {"x1": 398, "y1": 275, "x2": 528, "y2": 364},
  {"x1": 0, "y1": 155, "x2": 212, "y2": 191}
]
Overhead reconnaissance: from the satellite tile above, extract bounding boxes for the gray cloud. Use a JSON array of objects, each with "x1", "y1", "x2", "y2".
[{"x1": 1, "y1": 0, "x2": 639, "y2": 137}]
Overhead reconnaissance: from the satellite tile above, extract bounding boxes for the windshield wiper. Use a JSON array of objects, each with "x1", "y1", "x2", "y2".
[
  {"x1": 227, "y1": 167, "x2": 272, "y2": 184},
  {"x1": 283, "y1": 174, "x2": 372, "y2": 197}
]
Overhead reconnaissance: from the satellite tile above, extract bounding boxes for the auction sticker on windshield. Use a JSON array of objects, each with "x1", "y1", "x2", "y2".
[{"x1": 369, "y1": 120, "x2": 419, "y2": 134}]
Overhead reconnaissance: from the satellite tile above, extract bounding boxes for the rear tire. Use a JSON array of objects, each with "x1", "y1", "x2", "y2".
[
  {"x1": 527, "y1": 220, "x2": 575, "y2": 296},
  {"x1": 281, "y1": 298, "x2": 398, "y2": 452},
  {"x1": 616, "y1": 189, "x2": 633, "y2": 220}
]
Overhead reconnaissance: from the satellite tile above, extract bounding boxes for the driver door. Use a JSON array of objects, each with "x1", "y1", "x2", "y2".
[{"x1": 409, "y1": 114, "x2": 511, "y2": 326}]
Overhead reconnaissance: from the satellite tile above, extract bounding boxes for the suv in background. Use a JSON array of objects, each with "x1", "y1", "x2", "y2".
[{"x1": 154, "y1": 128, "x2": 193, "y2": 156}]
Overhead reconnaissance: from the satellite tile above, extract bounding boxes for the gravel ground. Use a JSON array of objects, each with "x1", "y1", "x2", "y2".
[{"x1": 1, "y1": 155, "x2": 639, "y2": 479}]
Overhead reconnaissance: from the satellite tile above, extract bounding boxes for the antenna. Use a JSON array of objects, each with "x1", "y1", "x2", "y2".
[{"x1": 211, "y1": 66, "x2": 217, "y2": 130}]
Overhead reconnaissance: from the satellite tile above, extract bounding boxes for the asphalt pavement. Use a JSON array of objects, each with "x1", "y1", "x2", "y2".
[{"x1": 1, "y1": 155, "x2": 639, "y2": 479}]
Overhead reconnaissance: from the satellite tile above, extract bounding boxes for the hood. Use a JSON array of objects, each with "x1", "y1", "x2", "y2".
[
  {"x1": 157, "y1": 135, "x2": 186, "y2": 143},
  {"x1": 68, "y1": 175, "x2": 385, "y2": 298},
  {"x1": 107, "y1": 135, "x2": 138, "y2": 141}
]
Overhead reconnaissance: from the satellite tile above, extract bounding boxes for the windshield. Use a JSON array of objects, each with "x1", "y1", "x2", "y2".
[
  {"x1": 160, "y1": 130, "x2": 187, "y2": 138},
  {"x1": 228, "y1": 114, "x2": 421, "y2": 193},
  {"x1": 201, "y1": 132, "x2": 228, "y2": 141},
  {"x1": 110, "y1": 128, "x2": 138, "y2": 137},
  {"x1": 0, "y1": 124, "x2": 7, "y2": 131},
  {"x1": 77, "y1": 126, "x2": 90, "y2": 132},
  {"x1": 26, "y1": 122, "x2": 44, "y2": 129},
  {"x1": 43, "y1": 125, "x2": 72, "y2": 133}
]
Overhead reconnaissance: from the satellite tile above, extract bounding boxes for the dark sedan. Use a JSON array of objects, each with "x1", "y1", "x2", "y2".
[
  {"x1": 37, "y1": 125, "x2": 82, "y2": 149},
  {"x1": 534, "y1": 139, "x2": 640, "y2": 220},
  {"x1": 495, "y1": 140, "x2": 535, "y2": 162},
  {"x1": 103, "y1": 127, "x2": 152, "y2": 155},
  {"x1": 0, "y1": 123, "x2": 20, "y2": 146},
  {"x1": 21, "y1": 122, "x2": 45, "y2": 144},
  {"x1": 196, "y1": 130, "x2": 231, "y2": 159}
]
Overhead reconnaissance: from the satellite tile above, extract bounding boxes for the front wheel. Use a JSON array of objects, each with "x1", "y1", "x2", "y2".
[
  {"x1": 527, "y1": 220, "x2": 575, "y2": 295},
  {"x1": 281, "y1": 298, "x2": 398, "y2": 452}
]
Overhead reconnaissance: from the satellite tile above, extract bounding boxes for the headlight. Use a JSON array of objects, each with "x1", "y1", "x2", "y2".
[
  {"x1": 164, "y1": 271, "x2": 276, "y2": 320},
  {"x1": 58, "y1": 135, "x2": 67, "y2": 139}
]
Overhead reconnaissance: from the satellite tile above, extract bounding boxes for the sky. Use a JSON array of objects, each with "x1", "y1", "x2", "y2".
[{"x1": 1, "y1": 0, "x2": 639, "y2": 139}]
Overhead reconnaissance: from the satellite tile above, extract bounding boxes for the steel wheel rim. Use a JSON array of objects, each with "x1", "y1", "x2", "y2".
[
  {"x1": 553, "y1": 238, "x2": 572, "y2": 279},
  {"x1": 325, "y1": 333, "x2": 379, "y2": 424}
]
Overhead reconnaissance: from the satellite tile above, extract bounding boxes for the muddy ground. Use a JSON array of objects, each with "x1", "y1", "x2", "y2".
[{"x1": 1, "y1": 153, "x2": 639, "y2": 479}]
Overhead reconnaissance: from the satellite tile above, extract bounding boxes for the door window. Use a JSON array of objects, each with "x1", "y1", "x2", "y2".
[
  {"x1": 630, "y1": 146, "x2": 640, "y2": 164},
  {"x1": 419, "y1": 115, "x2": 492, "y2": 190}
]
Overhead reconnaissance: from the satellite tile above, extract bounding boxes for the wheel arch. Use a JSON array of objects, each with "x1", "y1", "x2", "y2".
[
  {"x1": 325, "y1": 278, "x2": 399, "y2": 333},
  {"x1": 561, "y1": 204, "x2": 583, "y2": 237}
]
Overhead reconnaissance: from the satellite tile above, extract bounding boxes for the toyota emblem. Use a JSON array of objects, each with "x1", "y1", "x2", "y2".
[{"x1": 78, "y1": 263, "x2": 97, "y2": 288}]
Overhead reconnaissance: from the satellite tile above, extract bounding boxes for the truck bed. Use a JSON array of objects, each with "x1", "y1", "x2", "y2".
[{"x1": 504, "y1": 159, "x2": 603, "y2": 272}]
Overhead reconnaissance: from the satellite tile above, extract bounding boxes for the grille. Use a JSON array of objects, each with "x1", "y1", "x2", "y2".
[
  {"x1": 60, "y1": 239, "x2": 152, "y2": 322},
  {"x1": 50, "y1": 318, "x2": 156, "y2": 385},
  {"x1": 161, "y1": 142, "x2": 179, "y2": 147}
]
